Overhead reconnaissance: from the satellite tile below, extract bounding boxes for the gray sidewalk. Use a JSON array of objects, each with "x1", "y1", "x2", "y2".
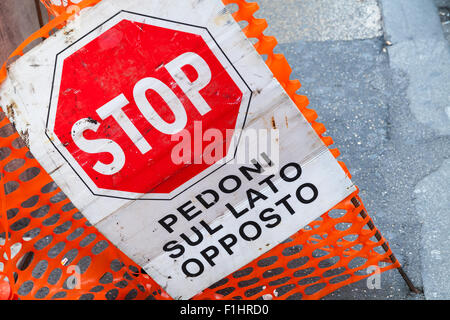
[{"x1": 257, "y1": 0, "x2": 450, "y2": 300}]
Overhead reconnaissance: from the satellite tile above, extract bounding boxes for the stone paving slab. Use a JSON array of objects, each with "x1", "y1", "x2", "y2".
[
  {"x1": 414, "y1": 159, "x2": 450, "y2": 300},
  {"x1": 257, "y1": 0, "x2": 450, "y2": 299},
  {"x1": 256, "y1": 0, "x2": 382, "y2": 43},
  {"x1": 381, "y1": 0, "x2": 450, "y2": 299}
]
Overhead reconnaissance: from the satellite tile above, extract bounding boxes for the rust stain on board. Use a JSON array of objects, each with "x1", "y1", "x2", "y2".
[
  {"x1": 63, "y1": 28, "x2": 74, "y2": 36},
  {"x1": 5, "y1": 102, "x2": 30, "y2": 148},
  {"x1": 271, "y1": 116, "x2": 277, "y2": 130},
  {"x1": 6, "y1": 102, "x2": 18, "y2": 122}
]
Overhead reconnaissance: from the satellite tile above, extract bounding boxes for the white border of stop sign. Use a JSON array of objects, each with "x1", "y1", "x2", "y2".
[{"x1": 46, "y1": 11, "x2": 252, "y2": 200}]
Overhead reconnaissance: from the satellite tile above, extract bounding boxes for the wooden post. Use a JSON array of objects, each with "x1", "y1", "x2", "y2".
[{"x1": 0, "y1": 0, "x2": 44, "y2": 63}]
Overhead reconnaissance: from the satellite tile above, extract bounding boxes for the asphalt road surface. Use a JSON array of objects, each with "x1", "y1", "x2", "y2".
[{"x1": 257, "y1": 0, "x2": 450, "y2": 300}]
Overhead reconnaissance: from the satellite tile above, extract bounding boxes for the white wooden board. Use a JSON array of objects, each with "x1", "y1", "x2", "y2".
[{"x1": 0, "y1": 0, "x2": 356, "y2": 299}]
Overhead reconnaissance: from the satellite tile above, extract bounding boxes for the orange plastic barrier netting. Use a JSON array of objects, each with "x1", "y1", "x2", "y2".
[{"x1": 0, "y1": 0, "x2": 401, "y2": 300}]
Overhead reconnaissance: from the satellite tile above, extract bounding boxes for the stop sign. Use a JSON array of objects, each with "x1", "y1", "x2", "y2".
[
  {"x1": 1, "y1": 0, "x2": 356, "y2": 299},
  {"x1": 47, "y1": 12, "x2": 251, "y2": 199}
]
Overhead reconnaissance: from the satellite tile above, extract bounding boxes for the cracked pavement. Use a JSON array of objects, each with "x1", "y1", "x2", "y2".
[{"x1": 257, "y1": 0, "x2": 450, "y2": 299}]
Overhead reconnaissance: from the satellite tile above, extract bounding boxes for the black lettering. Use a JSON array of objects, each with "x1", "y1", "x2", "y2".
[
  {"x1": 180, "y1": 226, "x2": 203, "y2": 246},
  {"x1": 218, "y1": 234, "x2": 238, "y2": 255},
  {"x1": 296, "y1": 183, "x2": 319, "y2": 204},
  {"x1": 163, "y1": 240, "x2": 185, "y2": 259},
  {"x1": 200, "y1": 246, "x2": 220, "y2": 267},
  {"x1": 199, "y1": 220, "x2": 223, "y2": 235},
  {"x1": 258, "y1": 174, "x2": 279, "y2": 193},
  {"x1": 219, "y1": 175, "x2": 242, "y2": 193},
  {"x1": 247, "y1": 188, "x2": 268, "y2": 209},
  {"x1": 275, "y1": 194, "x2": 296, "y2": 215},
  {"x1": 259, "y1": 208, "x2": 281, "y2": 228},
  {"x1": 196, "y1": 189, "x2": 219, "y2": 209},
  {"x1": 182, "y1": 259, "x2": 204, "y2": 277},
  {"x1": 239, "y1": 221, "x2": 262, "y2": 241},
  {"x1": 177, "y1": 201, "x2": 202, "y2": 221},
  {"x1": 280, "y1": 163, "x2": 302, "y2": 182},
  {"x1": 238, "y1": 160, "x2": 264, "y2": 181},
  {"x1": 261, "y1": 152, "x2": 274, "y2": 167},
  {"x1": 225, "y1": 202, "x2": 249, "y2": 219},
  {"x1": 158, "y1": 214, "x2": 178, "y2": 234}
]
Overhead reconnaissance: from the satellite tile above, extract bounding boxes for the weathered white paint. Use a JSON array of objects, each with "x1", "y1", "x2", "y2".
[{"x1": 0, "y1": 0, "x2": 356, "y2": 299}]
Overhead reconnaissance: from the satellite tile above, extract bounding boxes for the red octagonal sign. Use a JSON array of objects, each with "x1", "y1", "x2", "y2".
[{"x1": 47, "y1": 12, "x2": 251, "y2": 200}]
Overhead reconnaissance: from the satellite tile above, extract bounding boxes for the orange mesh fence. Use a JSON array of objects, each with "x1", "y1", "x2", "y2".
[{"x1": 0, "y1": 0, "x2": 401, "y2": 300}]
